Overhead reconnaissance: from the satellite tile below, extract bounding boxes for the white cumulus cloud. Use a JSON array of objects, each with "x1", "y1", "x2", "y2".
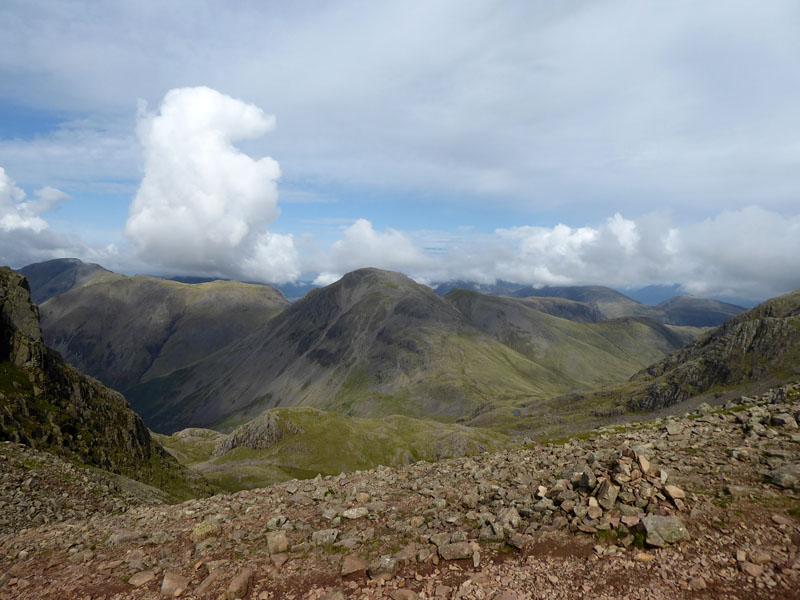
[
  {"x1": 311, "y1": 209, "x2": 799, "y2": 303},
  {"x1": 125, "y1": 86, "x2": 299, "y2": 283},
  {"x1": 312, "y1": 219, "x2": 431, "y2": 285},
  {"x1": 0, "y1": 167, "x2": 69, "y2": 233},
  {"x1": 0, "y1": 165, "x2": 98, "y2": 268}
]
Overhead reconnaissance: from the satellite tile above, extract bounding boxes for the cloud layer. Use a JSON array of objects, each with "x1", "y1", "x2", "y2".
[
  {"x1": 3, "y1": 1, "x2": 800, "y2": 218},
  {"x1": 306, "y1": 210, "x2": 800, "y2": 302},
  {"x1": 124, "y1": 87, "x2": 299, "y2": 283}
]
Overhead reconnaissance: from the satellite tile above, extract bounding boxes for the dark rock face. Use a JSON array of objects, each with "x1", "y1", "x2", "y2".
[
  {"x1": 0, "y1": 271, "x2": 44, "y2": 371},
  {"x1": 0, "y1": 267, "x2": 211, "y2": 500}
]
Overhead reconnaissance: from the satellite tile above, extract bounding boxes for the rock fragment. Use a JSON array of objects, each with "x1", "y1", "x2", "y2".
[
  {"x1": 224, "y1": 568, "x2": 254, "y2": 600},
  {"x1": 160, "y1": 572, "x2": 189, "y2": 597}
]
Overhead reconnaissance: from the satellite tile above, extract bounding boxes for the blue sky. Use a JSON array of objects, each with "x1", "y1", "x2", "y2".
[{"x1": 1, "y1": 1, "x2": 799, "y2": 301}]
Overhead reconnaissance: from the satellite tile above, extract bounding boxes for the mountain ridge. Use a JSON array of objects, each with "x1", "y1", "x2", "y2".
[{"x1": 39, "y1": 272, "x2": 289, "y2": 392}]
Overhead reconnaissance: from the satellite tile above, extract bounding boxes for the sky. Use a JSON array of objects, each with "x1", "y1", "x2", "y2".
[{"x1": 1, "y1": 0, "x2": 799, "y2": 302}]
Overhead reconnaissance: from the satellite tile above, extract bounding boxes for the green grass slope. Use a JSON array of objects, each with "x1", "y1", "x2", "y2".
[
  {"x1": 446, "y1": 290, "x2": 694, "y2": 390},
  {"x1": 156, "y1": 407, "x2": 508, "y2": 491}
]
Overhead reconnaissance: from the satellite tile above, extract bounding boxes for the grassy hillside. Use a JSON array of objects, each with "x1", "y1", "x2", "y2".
[
  {"x1": 503, "y1": 288, "x2": 800, "y2": 440},
  {"x1": 156, "y1": 407, "x2": 508, "y2": 491},
  {"x1": 446, "y1": 290, "x2": 693, "y2": 390},
  {"x1": 127, "y1": 269, "x2": 700, "y2": 434},
  {"x1": 656, "y1": 295, "x2": 746, "y2": 327}
]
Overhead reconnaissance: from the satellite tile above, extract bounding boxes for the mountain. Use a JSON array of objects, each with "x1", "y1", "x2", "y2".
[
  {"x1": 509, "y1": 285, "x2": 670, "y2": 320},
  {"x1": 122, "y1": 269, "x2": 699, "y2": 434},
  {"x1": 655, "y1": 295, "x2": 747, "y2": 327},
  {"x1": 621, "y1": 289, "x2": 800, "y2": 412},
  {"x1": 126, "y1": 268, "x2": 567, "y2": 432},
  {"x1": 510, "y1": 285, "x2": 745, "y2": 326},
  {"x1": 38, "y1": 273, "x2": 289, "y2": 393},
  {"x1": 535, "y1": 288, "x2": 800, "y2": 429},
  {"x1": 621, "y1": 283, "x2": 684, "y2": 305},
  {"x1": 505, "y1": 296, "x2": 603, "y2": 323},
  {"x1": 165, "y1": 276, "x2": 320, "y2": 302},
  {"x1": 0, "y1": 267, "x2": 211, "y2": 500},
  {"x1": 17, "y1": 257, "x2": 112, "y2": 304},
  {"x1": 446, "y1": 290, "x2": 694, "y2": 390},
  {"x1": 433, "y1": 280, "x2": 525, "y2": 297}
]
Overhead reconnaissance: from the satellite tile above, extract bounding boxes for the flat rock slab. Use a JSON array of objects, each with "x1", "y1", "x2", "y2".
[
  {"x1": 224, "y1": 568, "x2": 254, "y2": 600},
  {"x1": 128, "y1": 570, "x2": 155, "y2": 587},
  {"x1": 160, "y1": 571, "x2": 189, "y2": 597}
]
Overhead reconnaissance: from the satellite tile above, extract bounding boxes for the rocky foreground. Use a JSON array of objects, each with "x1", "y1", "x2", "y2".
[{"x1": 1, "y1": 385, "x2": 799, "y2": 600}]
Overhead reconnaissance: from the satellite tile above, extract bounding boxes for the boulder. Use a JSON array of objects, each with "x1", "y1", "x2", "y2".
[
  {"x1": 769, "y1": 464, "x2": 800, "y2": 490},
  {"x1": 596, "y1": 479, "x2": 619, "y2": 510},
  {"x1": 438, "y1": 542, "x2": 473, "y2": 561},
  {"x1": 639, "y1": 516, "x2": 690, "y2": 548},
  {"x1": 267, "y1": 531, "x2": 289, "y2": 554},
  {"x1": 368, "y1": 556, "x2": 399, "y2": 580}
]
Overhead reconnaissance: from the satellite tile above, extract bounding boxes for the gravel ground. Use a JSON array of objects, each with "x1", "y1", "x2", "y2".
[{"x1": 0, "y1": 385, "x2": 798, "y2": 599}]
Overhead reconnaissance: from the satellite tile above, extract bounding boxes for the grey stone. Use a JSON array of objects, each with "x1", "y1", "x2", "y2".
[
  {"x1": 771, "y1": 413, "x2": 798, "y2": 429},
  {"x1": 769, "y1": 464, "x2": 800, "y2": 489},
  {"x1": 596, "y1": 479, "x2": 619, "y2": 510},
  {"x1": 640, "y1": 515, "x2": 690, "y2": 547},
  {"x1": 341, "y1": 554, "x2": 369, "y2": 576},
  {"x1": 128, "y1": 571, "x2": 156, "y2": 587},
  {"x1": 224, "y1": 568, "x2": 254, "y2": 600},
  {"x1": 267, "y1": 531, "x2": 289, "y2": 554},
  {"x1": 368, "y1": 556, "x2": 399, "y2": 580},
  {"x1": 160, "y1": 571, "x2": 189, "y2": 597},
  {"x1": 438, "y1": 542, "x2": 473, "y2": 560},
  {"x1": 343, "y1": 507, "x2": 368, "y2": 519},
  {"x1": 312, "y1": 528, "x2": 339, "y2": 546}
]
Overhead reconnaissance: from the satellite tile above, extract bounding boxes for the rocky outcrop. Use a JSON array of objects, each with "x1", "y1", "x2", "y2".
[
  {"x1": 0, "y1": 267, "x2": 212, "y2": 500},
  {"x1": 0, "y1": 270, "x2": 44, "y2": 372},
  {"x1": 624, "y1": 290, "x2": 800, "y2": 411},
  {"x1": 213, "y1": 411, "x2": 305, "y2": 456}
]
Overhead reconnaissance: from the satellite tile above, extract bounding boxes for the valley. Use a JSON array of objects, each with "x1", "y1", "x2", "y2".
[{"x1": 1, "y1": 258, "x2": 798, "y2": 599}]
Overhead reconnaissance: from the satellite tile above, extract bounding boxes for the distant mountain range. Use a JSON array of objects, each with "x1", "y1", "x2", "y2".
[
  {"x1": 21, "y1": 260, "x2": 715, "y2": 434},
  {"x1": 435, "y1": 282, "x2": 746, "y2": 327},
  {"x1": 4, "y1": 257, "x2": 800, "y2": 493}
]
